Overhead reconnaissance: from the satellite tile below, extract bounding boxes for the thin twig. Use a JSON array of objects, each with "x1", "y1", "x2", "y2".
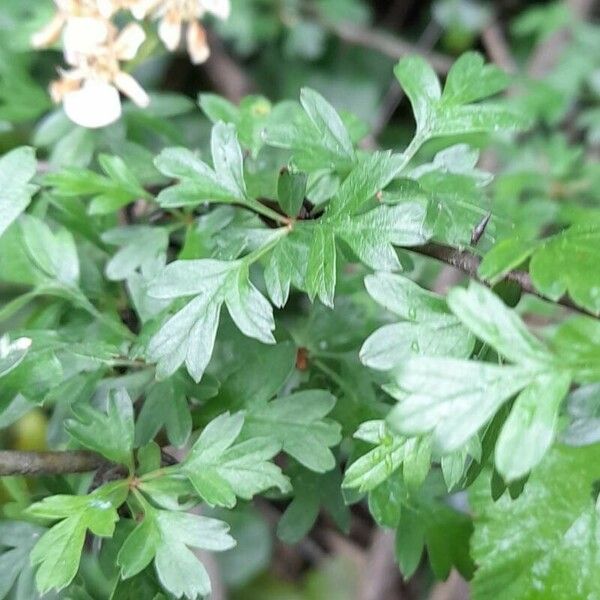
[
  {"x1": 413, "y1": 243, "x2": 595, "y2": 317},
  {"x1": 204, "y1": 30, "x2": 255, "y2": 103},
  {"x1": 322, "y1": 20, "x2": 453, "y2": 74},
  {"x1": 359, "y1": 530, "x2": 402, "y2": 600},
  {"x1": 481, "y1": 22, "x2": 517, "y2": 74},
  {"x1": 527, "y1": 0, "x2": 595, "y2": 79},
  {"x1": 0, "y1": 450, "x2": 112, "y2": 476},
  {"x1": 368, "y1": 21, "x2": 443, "y2": 144}
]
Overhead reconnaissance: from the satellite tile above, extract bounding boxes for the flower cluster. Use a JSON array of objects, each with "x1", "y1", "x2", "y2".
[{"x1": 32, "y1": 0, "x2": 231, "y2": 128}]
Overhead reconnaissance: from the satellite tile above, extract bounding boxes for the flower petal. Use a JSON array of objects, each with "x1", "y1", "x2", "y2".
[
  {"x1": 114, "y1": 71, "x2": 150, "y2": 107},
  {"x1": 31, "y1": 13, "x2": 65, "y2": 49},
  {"x1": 186, "y1": 20, "x2": 210, "y2": 64},
  {"x1": 62, "y1": 16, "x2": 110, "y2": 65},
  {"x1": 202, "y1": 0, "x2": 231, "y2": 20},
  {"x1": 63, "y1": 79, "x2": 122, "y2": 128},
  {"x1": 158, "y1": 12, "x2": 182, "y2": 51},
  {"x1": 115, "y1": 23, "x2": 146, "y2": 60}
]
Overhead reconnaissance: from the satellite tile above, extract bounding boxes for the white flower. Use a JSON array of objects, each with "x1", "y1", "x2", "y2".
[
  {"x1": 143, "y1": 0, "x2": 231, "y2": 64},
  {"x1": 31, "y1": 0, "x2": 107, "y2": 49},
  {"x1": 51, "y1": 23, "x2": 150, "y2": 128}
]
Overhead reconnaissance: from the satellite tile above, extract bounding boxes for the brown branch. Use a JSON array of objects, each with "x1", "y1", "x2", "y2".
[
  {"x1": 204, "y1": 31, "x2": 255, "y2": 103},
  {"x1": 481, "y1": 22, "x2": 517, "y2": 74},
  {"x1": 322, "y1": 20, "x2": 453, "y2": 74},
  {"x1": 413, "y1": 243, "x2": 596, "y2": 318},
  {"x1": 358, "y1": 530, "x2": 403, "y2": 600},
  {"x1": 0, "y1": 450, "x2": 113, "y2": 476},
  {"x1": 527, "y1": 0, "x2": 595, "y2": 79}
]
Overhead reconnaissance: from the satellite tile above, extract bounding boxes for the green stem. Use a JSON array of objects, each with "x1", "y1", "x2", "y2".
[
  {"x1": 242, "y1": 226, "x2": 290, "y2": 266},
  {"x1": 244, "y1": 199, "x2": 290, "y2": 224}
]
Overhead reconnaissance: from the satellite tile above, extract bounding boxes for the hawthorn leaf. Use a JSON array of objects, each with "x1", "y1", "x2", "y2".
[
  {"x1": 44, "y1": 154, "x2": 148, "y2": 215},
  {"x1": 393, "y1": 55, "x2": 441, "y2": 138},
  {"x1": 299, "y1": 88, "x2": 355, "y2": 164},
  {"x1": 471, "y1": 445, "x2": 600, "y2": 600},
  {"x1": 28, "y1": 483, "x2": 127, "y2": 595},
  {"x1": 0, "y1": 146, "x2": 37, "y2": 238},
  {"x1": 264, "y1": 231, "x2": 310, "y2": 307},
  {"x1": 394, "y1": 54, "x2": 524, "y2": 144},
  {"x1": 442, "y1": 52, "x2": 509, "y2": 105},
  {"x1": 326, "y1": 151, "x2": 405, "y2": 218},
  {"x1": 562, "y1": 383, "x2": 600, "y2": 446},
  {"x1": 277, "y1": 168, "x2": 307, "y2": 217},
  {"x1": 19, "y1": 214, "x2": 79, "y2": 286},
  {"x1": 179, "y1": 412, "x2": 291, "y2": 507},
  {"x1": 263, "y1": 89, "x2": 355, "y2": 172},
  {"x1": 243, "y1": 390, "x2": 341, "y2": 473},
  {"x1": 529, "y1": 225, "x2": 600, "y2": 314},
  {"x1": 102, "y1": 226, "x2": 169, "y2": 281},
  {"x1": 387, "y1": 358, "x2": 536, "y2": 453},
  {"x1": 495, "y1": 371, "x2": 571, "y2": 481},
  {"x1": 335, "y1": 202, "x2": 430, "y2": 271},
  {"x1": 277, "y1": 465, "x2": 349, "y2": 544},
  {"x1": 361, "y1": 273, "x2": 474, "y2": 370},
  {"x1": 135, "y1": 379, "x2": 192, "y2": 448},
  {"x1": 0, "y1": 335, "x2": 32, "y2": 378},
  {"x1": 478, "y1": 237, "x2": 539, "y2": 284},
  {"x1": 65, "y1": 388, "x2": 135, "y2": 468},
  {"x1": 117, "y1": 508, "x2": 235, "y2": 600},
  {"x1": 0, "y1": 521, "x2": 45, "y2": 600},
  {"x1": 447, "y1": 282, "x2": 552, "y2": 365},
  {"x1": 155, "y1": 123, "x2": 273, "y2": 215},
  {"x1": 342, "y1": 420, "x2": 408, "y2": 492},
  {"x1": 224, "y1": 265, "x2": 276, "y2": 344},
  {"x1": 305, "y1": 224, "x2": 337, "y2": 307},
  {"x1": 147, "y1": 258, "x2": 276, "y2": 381},
  {"x1": 211, "y1": 120, "x2": 247, "y2": 199}
]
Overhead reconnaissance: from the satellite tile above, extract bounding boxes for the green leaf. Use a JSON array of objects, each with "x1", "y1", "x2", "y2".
[
  {"x1": 387, "y1": 357, "x2": 536, "y2": 453},
  {"x1": 277, "y1": 168, "x2": 307, "y2": 217},
  {"x1": 0, "y1": 521, "x2": 45, "y2": 599},
  {"x1": 45, "y1": 154, "x2": 147, "y2": 215},
  {"x1": 361, "y1": 273, "x2": 474, "y2": 370},
  {"x1": 529, "y1": 225, "x2": 600, "y2": 314},
  {"x1": 0, "y1": 147, "x2": 37, "y2": 239},
  {"x1": 299, "y1": 88, "x2": 355, "y2": 164},
  {"x1": 478, "y1": 237, "x2": 539, "y2": 283},
  {"x1": 447, "y1": 282, "x2": 552, "y2": 365},
  {"x1": 211, "y1": 120, "x2": 247, "y2": 199},
  {"x1": 155, "y1": 121, "x2": 274, "y2": 215},
  {"x1": 393, "y1": 56, "x2": 441, "y2": 138},
  {"x1": 494, "y1": 372, "x2": 571, "y2": 481},
  {"x1": 264, "y1": 230, "x2": 310, "y2": 307},
  {"x1": 147, "y1": 256, "x2": 276, "y2": 381},
  {"x1": 102, "y1": 226, "x2": 169, "y2": 281},
  {"x1": 0, "y1": 335, "x2": 32, "y2": 378},
  {"x1": 394, "y1": 53, "x2": 524, "y2": 144},
  {"x1": 244, "y1": 390, "x2": 341, "y2": 473},
  {"x1": 263, "y1": 89, "x2": 355, "y2": 172},
  {"x1": 342, "y1": 420, "x2": 409, "y2": 492},
  {"x1": 442, "y1": 52, "x2": 509, "y2": 105},
  {"x1": 305, "y1": 224, "x2": 337, "y2": 307},
  {"x1": 334, "y1": 203, "x2": 430, "y2": 271},
  {"x1": 277, "y1": 465, "x2": 349, "y2": 544},
  {"x1": 19, "y1": 214, "x2": 79, "y2": 286},
  {"x1": 117, "y1": 507, "x2": 235, "y2": 600},
  {"x1": 326, "y1": 152, "x2": 405, "y2": 218},
  {"x1": 471, "y1": 445, "x2": 600, "y2": 600},
  {"x1": 65, "y1": 388, "x2": 135, "y2": 468},
  {"x1": 135, "y1": 379, "x2": 192, "y2": 448},
  {"x1": 28, "y1": 482, "x2": 127, "y2": 594},
  {"x1": 154, "y1": 147, "x2": 240, "y2": 206},
  {"x1": 179, "y1": 412, "x2": 290, "y2": 507}
]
